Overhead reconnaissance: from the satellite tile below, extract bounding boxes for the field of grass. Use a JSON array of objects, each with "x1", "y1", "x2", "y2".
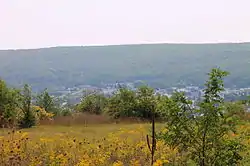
[
  {"x1": 0, "y1": 123, "x2": 173, "y2": 166},
  {"x1": 0, "y1": 122, "x2": 250, "y2": 166}
]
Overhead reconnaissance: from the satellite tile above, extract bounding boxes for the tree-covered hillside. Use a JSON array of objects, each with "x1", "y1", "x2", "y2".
[{"x1": 0, "y1": 43, "x2": 250, "y2": 91}]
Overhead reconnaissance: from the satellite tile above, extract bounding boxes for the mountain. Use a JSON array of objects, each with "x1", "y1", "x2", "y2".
[{"x1": 0, "y1": 43, "x2": 250, "y2": 92}]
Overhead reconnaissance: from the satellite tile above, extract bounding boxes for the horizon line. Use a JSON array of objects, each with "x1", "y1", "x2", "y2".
[{"x1": 1, "y1": 41, "x2": 250, "y2": 51}]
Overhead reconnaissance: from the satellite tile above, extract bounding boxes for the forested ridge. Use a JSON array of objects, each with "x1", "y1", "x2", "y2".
[{"x1": 0, "y1": 43, "x2": 250, "y2": 91}]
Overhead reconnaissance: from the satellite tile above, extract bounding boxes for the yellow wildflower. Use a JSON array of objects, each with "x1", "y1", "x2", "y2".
[
  {"x1": 153, "y1": 159, "x2": 163, "y2": 166},
  {"x1": 113, "y1": 161, "x2": 124, "y2": 166}
]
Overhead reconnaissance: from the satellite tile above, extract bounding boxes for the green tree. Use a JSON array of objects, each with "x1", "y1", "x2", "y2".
[
  {"x1": 105, "y1": 87, "x2": 137, "y2": 118},
  {"x1": 0, "y1": 80, "x2": 21, "y2": 127},
  {"x1": 105, "y1": 85, "x2": 159, "y2": 120},
  {"x1": 77, "y1": 91, "x2": 107, "y2": 115},
  {"x1": 135, "y1": 85, "x2": 157, "y2": 119},
  {"x1": 223, "y1": 101, "x2": 246, "y2": 123},
  {"x1": 158, "y1": 68, "x2": 244, "y2": 165},
  {"x1": 35, "y1": 88, "x2": 58, "y2": 114},
  {"x1": 19, "y1": 84, "x2": 36, "y2": 128}
]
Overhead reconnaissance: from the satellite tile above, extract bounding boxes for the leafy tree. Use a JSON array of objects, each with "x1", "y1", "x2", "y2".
[
  {"x1": 77, "y1": 90, "x2": 107, "y2": 115},
  {"x1": 135, "y1": 86, "x2": 157, "y2": 119},
  {"x1": 0, "y1": 80, "x2": 21, "y2": 127},
  {"x1": 104, "y1": 85, "x2": 160, "y2": 120},
  {"x1": 105, "y1": 87, "x2": 137, "y2": 118},
  {"x1": 19, "y1": 84, "x2": 36, "y2": 128},
  {"x1": 223, "y1": 101, "x2": 246, "y2": 123},
  {"x1": 60, "y1": 107, "x2": 73, "y2": 116},
  {"x1": 158, "y1": 68, "x2": 245, "y2": 165},
  {"x1": 35, "y1": 88, "x2": 58, "y2": 114}
]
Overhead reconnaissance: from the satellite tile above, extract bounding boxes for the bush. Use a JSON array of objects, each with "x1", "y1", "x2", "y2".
[
  {"x1": 157, "y1": 68, "x2": 245, "y2": 165},
  {"x1": 19, "y1": 84, "x2": 36, "y2": 128},
  {"x1": 19, "y1": 109, "x2": 36, "y2": 128}
]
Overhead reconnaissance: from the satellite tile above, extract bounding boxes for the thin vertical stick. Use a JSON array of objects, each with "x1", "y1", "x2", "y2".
[{"x1": 147, "y1": 111, "x2": 156, "y2": 166}]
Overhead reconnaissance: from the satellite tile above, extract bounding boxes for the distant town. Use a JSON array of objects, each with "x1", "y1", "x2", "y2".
[{"x1": 50, "y1": 81, "x2": 250, "y2": 107}]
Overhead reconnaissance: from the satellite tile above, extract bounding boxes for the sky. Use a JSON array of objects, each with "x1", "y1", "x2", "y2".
[{"x1": 1, "y1": 0, "x2": 250, "y2": 49}]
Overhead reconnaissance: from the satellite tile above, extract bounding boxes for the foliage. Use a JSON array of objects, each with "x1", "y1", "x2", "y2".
[
  {"x1": 77, "y1": 90, "x2": 107, "y2": 115},
  {"x1": 104, "y1": 86, "x2": 159, "y2": 120},
  {"x1": 19, "y1": 84, "x2": 36, "y2": 128},
  {"x1": 0, "y1": 82, "x2": 55, "y2": 128},
  {"x1": 77, "y1": 86, "x2": 158, "y2": 119},
  {"x1": 135, "y1": 86, "x2": 157, "y2": 119},
  {"x1": 0, "y1": 80, "x2": 21, "y2": 127},
  {"x1": 157, "y1": 68, "x2": 246, "y2": 165},
  {"x1": 105, "y1": 87, "x2": 138, "y2": 118},
  {"x1": 35, "y1": 88, "x2": 60, "y2": 115},
  {"x1": 32, "y1": 106, "x2": 54, "y2": 122},
  {"x1": 59, "y1": 107, "x2": 73, "y2": 116},
  {"x1": 223, "y1": 101, "x2": 247, "y2": 123}
]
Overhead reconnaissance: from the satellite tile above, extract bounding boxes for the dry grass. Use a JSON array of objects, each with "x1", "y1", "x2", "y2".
[
  {"x1": 40, "y1": 113, "x2": 112, "y2": 126},
  {"x1": 39, "y1": 113, "x2": 151, "y2": 126},
  {"x1": 0, "y1": 123, "x2": 157, "y2": 139}
]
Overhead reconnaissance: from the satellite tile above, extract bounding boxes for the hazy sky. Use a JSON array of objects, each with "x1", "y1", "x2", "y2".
[{"x1": 1, "y1": 0, "x2": 250, "y2": 49}]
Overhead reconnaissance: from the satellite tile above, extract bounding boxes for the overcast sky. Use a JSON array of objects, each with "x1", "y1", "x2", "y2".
[{"x1": 1, "y1": 0, "x2": 250, "y2": 49}]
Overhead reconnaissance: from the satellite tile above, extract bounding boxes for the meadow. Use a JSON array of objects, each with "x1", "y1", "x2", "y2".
[
  {"x1": 0, "y1": 121, "x2": 171, "y2": 166},
  {"x1": 0, "y1": 118, "x2": 250, "y2": 166}
]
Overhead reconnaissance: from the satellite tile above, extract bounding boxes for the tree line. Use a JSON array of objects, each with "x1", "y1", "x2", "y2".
[
  {"x1": 0, "y1": 81, "x2": 70, "y2": 128},
  {"x1": 77, "y1": 71, "x2": 249, "y2": 122},
  {"x1": 1, "y1": 68, "x2": 249, "y2": 129}
]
